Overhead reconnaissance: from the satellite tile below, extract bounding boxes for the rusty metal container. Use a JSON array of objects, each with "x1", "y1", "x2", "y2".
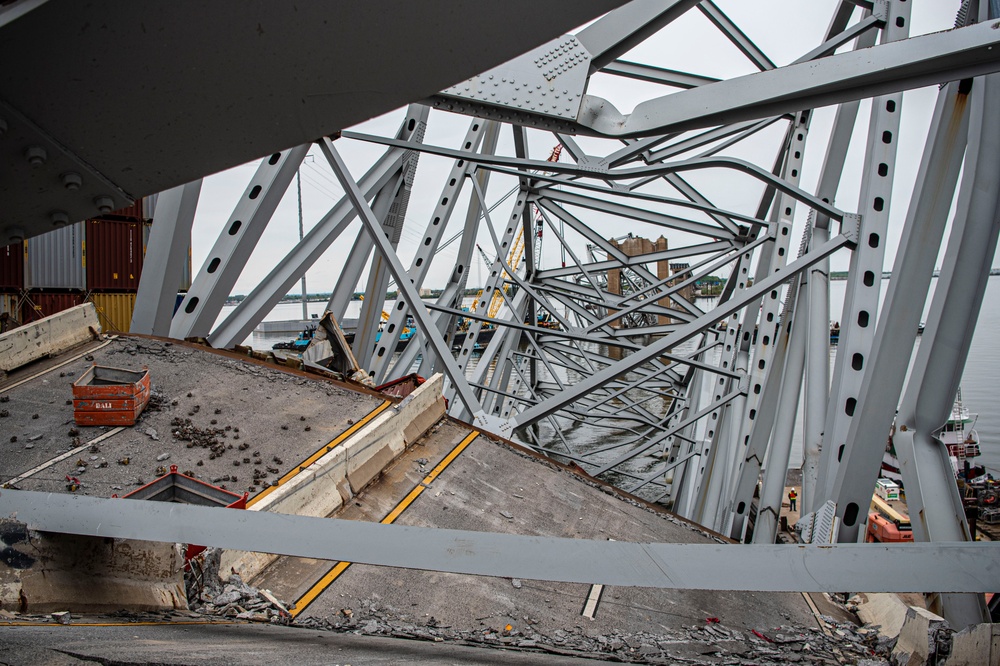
[
  {"x1": 86, "y1": 219, "x2": 143, "y2": 292},
  {"x1": 88, "y1": 292, "x2": 136, "y2": 333},
  {"x1": 24, "y1": 222, "x2": 86, "y2": 290},
  {"x1": 121, "y1": 465, "x2": 247, "y2": 560},
  {"x1": 71, "y1": 364, "x2": 151, "y2": 426},
  {"x1": 0, "y1": 241, "x2": 24, "y2": 292},
  {"x1": 20, "y1": 291, "x2": 84, "y2": 323}
]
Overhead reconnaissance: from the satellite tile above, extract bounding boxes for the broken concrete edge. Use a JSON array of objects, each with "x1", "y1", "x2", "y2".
[
  {"x1": 0, "y1": 303, "x2": 102, "y2": 373},
  {"x1": 855, "y1": 594, "x2": 1000, "y2": 666},
  {"x1": 943, "y1": 622, "x2": 1000, "y2": 665},
  {"x1": 0, "y1": 526, "x2": 186, "y2": 614},
  {"x1": 221, "y1": 374, "x2": 447, "y2": 583},
  {"x1": 122, "y1": 331, "x2": 393, "y2": 402},
  {"x1": 892, "y1": 603, "x2": 950, "y2": 665},
  {"x1": 856, "y1": 592, "x2": 913, "y2": 639}
]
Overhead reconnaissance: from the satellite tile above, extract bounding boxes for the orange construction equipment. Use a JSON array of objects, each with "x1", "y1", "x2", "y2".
[
  {"x1": 866, "y1": 494, "x2": 914, "y2": 543},
  {"x1": 71, "y1": 364, "x2": 151, "y2": 426}
]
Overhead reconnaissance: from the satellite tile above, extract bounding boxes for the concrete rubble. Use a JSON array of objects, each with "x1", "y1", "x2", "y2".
[
  {"x1": 186, "y1": 548, "x2": 292, "y2": 624},
  {"x1": 290, "y1": 596, "x2": 894, "y2": 665}
]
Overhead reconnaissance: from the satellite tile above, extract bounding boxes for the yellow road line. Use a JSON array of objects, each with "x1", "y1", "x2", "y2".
[
  {"x1": 291, "y1": 429, "x2": 480, "y2": 618},
  {"x1": 247, "y1": 400, "x2": 391, "y2": 507}
]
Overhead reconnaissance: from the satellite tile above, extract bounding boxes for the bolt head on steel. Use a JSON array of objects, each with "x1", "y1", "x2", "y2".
[
  {"x1": 26, "y1": 145, "x2": 47, "y2": 166},
  {"x1": 50, "y1": 211, "x2": 70, "y2": 227},
  {"x1": 61, "y1": 172, "x2": 83, "y2": 190},
  {"x1": 94, "y1": 196, "x2": 115, "y2": 214}
]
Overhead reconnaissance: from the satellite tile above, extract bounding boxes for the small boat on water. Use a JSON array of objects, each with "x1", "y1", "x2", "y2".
[
  {"x1": 882, "y1": 389, "x2": 982, "y2": 483},
  {"x1": 272, "y1": 326, "x2": 316, "y2": 351}
]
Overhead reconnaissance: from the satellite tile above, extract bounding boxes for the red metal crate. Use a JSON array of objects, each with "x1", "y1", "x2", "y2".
[{"x1": 71, "y1": 364, "x2": 151, "y2": 426}]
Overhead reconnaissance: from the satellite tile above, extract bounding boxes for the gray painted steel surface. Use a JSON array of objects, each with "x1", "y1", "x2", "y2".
[
  {"x1": 0, "y1": 0, "x2": 625, "y2": 245},
  {"x1": 1, "y1": 489, "x2": 996, "y2": 593}
]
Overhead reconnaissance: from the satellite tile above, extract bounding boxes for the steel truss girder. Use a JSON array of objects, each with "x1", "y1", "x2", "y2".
[
  {"x1": 3, "y1": 490, "x2": 996, "y2": 594},
  {"x1": 323, "y1": 139, "x2": 485, "y2": 419},
  {"x1": 891, "y1": 65, "x2": 1000, "y2": 629},
  {"x1": 430, "y1": 18, "x2": 1000, "y2": 140},
  {"x1": 206, "y1": 110, "x2": 424, "y2": 350},
  {"x1": 510, "y1": 229, "x2": 854, "y2": 430},
  {"x1": 171, "y1": 144, "x2": 309, "y2": 340},
  {"x1": 831, "y1": 79, "x2": 970, "y2": 543},
  {"x1": 344, "y1": 131, "x2": 845, "y2": 222},
  {"x1": 131, "y1": 179, "x2": 202, "y2": 336}
]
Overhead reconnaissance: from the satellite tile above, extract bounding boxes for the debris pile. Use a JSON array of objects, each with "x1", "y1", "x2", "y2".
[
  {"x1": 186, "y1": 549, "x2": 292, "y2": 624},
  {"x1": 291, "y1": 598, "x2": 891, "y2": 664}
]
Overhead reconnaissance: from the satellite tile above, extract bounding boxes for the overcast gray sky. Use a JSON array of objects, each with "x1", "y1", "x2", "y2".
[{"x1": 189, "y1": 1, "x2": 971, "y2": 297}]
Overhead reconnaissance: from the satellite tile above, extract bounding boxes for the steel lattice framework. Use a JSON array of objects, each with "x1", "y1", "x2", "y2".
[{"x1": 120, "y1": 0, "x2": 999, "y2": 628}]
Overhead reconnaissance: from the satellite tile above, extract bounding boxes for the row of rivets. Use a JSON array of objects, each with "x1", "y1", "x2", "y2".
[{"x1": 3, "y1": 124, "x2": 120, "y2": 231}]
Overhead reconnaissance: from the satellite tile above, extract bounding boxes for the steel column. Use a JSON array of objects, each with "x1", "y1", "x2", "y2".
[
  {"x1": 131, "y1": 179, "x2": 201, "y2": 336},
  {"x1": 831, "y1": 79, "x2": 971, "y2": 543}
]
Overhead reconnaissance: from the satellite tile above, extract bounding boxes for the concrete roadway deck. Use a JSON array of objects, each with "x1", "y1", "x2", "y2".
[
  {"x1": 0, "y1": 622, "x2": 597, "y2": 665},
  {"x1": 0, "y1": 336, "x2": 386, "y2": 501},
  {"x1": 255, "y1": 419, "x2": 821, "y2": 641}
]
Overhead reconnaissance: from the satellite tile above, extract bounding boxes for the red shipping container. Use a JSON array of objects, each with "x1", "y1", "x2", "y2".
[
  {"x1": 0, "y1": 241, "x2": 24, "y2": 292},
  {"x1": 86, "y1": 219, "x2": 144, "y2": 292},
  {"x1": 21, "y1": 291, "x2": 83, "y2": 323}
]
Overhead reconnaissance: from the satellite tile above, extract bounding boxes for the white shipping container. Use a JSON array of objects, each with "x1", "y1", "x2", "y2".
[{"x1": 24, "y1": 222, "x2": 86, "y2": 290}]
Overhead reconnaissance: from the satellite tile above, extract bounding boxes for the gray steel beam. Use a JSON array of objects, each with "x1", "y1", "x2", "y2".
[
  {"x1": 575, "y1": 0, "x2": 701, "y2": 71},
  {"x1": 512, "y1": 229, "x2": 854, "y2": 429},
  {"x1": 892, "y1": 66, "x2": 1000, "y2": 629},
  {"x1": 602, "y1": 60, "x2": 719, "y2": 89},
  {"x1": 697, "y1": 1, "x2": 775, "y2": 71},
  {"x1": 326, "y1": 230, "x2": 373, "y2": 321},
  {"x1": 206, "y1": 131, "x2": 415, "y2": 350},
  {"x1": 2, "y1": 490, "x2": 997, "y2": 593},
  {"x1": 575, "y1": 19, "x2": 1000, "y2": 137},
  {"x1": 801, "y1": 9, "x2": 884, "y2": 515},
  {"x1": 368, "y1": 117, "x2": 492, "y2": 382},
  {"x1": 322, "y1": 139, "x2": 485, "y2": 421},
  {"x1": 171, "y1": 144, "x2": 309, "y2": 340},
  {"x1": 131, "y1": 179, "x2": 201, "y2": 336},
  {"x1": 831, "y1": 79, "x2": 970, "y2": 543},
  {"x1": 816, "y1": 11, "x2": 907, "y2": 505}
]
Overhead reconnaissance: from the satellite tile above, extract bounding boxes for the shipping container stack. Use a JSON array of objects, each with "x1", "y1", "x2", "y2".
[{"x1": 0, "y1": 201, "x2": 150, "y2": 334}]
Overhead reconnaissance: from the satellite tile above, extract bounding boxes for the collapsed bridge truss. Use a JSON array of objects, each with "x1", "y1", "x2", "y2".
[{"x1": 125, "y1": 0, "x2": 999, "y2": 627}]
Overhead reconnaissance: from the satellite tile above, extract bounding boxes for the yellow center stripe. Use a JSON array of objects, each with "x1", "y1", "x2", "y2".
[
  {"x1": 291, "y1": 429, "x2": 480, "y2": 617},
  {"x1": 247, "y1": 400, "x2": 391, "y2": 508}
]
